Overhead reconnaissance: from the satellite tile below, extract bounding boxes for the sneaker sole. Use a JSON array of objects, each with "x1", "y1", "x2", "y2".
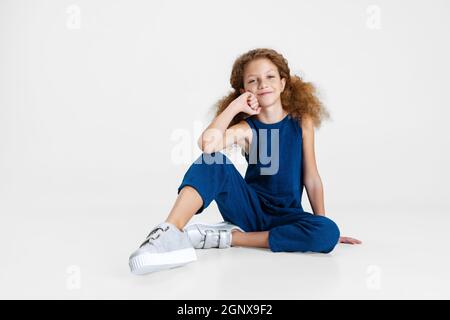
[{"x1": 129, "y1": 247, "x2": 197, "y2": 275}]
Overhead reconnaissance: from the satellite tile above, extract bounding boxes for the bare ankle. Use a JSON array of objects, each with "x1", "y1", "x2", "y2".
[{"x1": 165, "y1": 219, "x2": 184, "y2": 232}]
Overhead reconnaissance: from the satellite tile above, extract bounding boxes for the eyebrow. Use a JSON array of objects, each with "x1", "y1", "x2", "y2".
[{"x1": 245, "y1": 69, "x2": 276, "y2": 78}]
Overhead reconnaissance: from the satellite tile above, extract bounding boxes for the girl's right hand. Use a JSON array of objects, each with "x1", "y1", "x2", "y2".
[{"x1": 230, "y1": 92, "x2": 261, "y2": 115}]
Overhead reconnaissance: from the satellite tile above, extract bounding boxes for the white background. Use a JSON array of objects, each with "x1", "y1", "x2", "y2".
[{"x1": 1, "y1": 0, "x2": 449, "y2": 299}]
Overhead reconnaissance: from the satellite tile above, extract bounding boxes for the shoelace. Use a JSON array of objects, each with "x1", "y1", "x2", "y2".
[{"x1": 140, "y1": 225, "x2": 169, "y2": 247}]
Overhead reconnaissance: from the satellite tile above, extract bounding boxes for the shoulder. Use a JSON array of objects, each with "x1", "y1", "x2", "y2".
[{"x1": 300, "y1": 113, "x2": 320, "y2": 181}]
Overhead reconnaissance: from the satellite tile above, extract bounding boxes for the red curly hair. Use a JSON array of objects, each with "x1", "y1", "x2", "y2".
[{"x1": 212, "y1": 48, "x2": 330, "y2": 129}]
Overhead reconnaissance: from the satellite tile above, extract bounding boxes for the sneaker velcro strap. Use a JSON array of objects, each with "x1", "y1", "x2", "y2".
[
  {"x1": 218, "y1": 230, "x2": 229, "y2": 248},
  {"x1": 203, "y1": 230, "x2": 218, "y2": 249}
]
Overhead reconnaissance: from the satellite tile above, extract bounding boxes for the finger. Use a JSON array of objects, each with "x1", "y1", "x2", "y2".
[
  {"x1": 249, "y1": 106, "x2": 260, "y2": 114},
  {"x1": 248, "y1": 99, "x2": 256, "y2": 104},
  {"x1": 248, "y1": 101, "x2": 257, "y2": 108}
]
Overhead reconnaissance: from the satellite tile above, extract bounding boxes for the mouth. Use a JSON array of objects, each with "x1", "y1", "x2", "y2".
[{"x1": 258, "y1": 91, "x2": 273, "y2": 96}]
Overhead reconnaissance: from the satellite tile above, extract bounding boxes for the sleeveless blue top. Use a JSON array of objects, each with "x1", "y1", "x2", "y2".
[{"x1": 244, "y1": 113, "x2": 304, "y2": 215}]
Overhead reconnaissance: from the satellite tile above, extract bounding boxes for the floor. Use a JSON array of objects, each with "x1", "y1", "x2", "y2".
[{"x1": 1, "y1": 203, "x2": 449, "y2": 300}]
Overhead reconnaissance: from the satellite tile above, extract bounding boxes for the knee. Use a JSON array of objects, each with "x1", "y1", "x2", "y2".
[
  {"x1": 320, "y1": 217, "x2": 340, "y2": 253},
  {"x1": 309, "y1": 216, "x2": 340, "y2": 253},
  {"x1": 184, "y1": 152, "x2": 228, "y2": 178},
  {"x1": 194, "y1": 151, "x2": 232, "y2": 167},
  {"x1": 179, "y1": 151, "x2": 234, "y2": 195}
]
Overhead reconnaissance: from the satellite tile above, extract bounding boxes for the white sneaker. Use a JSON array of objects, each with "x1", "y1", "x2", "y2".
[
  {"x1": 129, "y1": 222, "x2": 197, "y2": 275},
  {"x1": 184, "y1": 221, "x2": 244, "y2": 249}
]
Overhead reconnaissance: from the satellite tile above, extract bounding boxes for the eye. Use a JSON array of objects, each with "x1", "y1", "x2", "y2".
[
  {"x1": 248, "y1": 80, "x2": 255, "y2": 83},
  {"x1": 268, "y1": 75, "x2": 275, "y2": 78}
]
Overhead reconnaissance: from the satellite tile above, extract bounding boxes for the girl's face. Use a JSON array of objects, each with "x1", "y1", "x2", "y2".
[{"x1": 240, "y1": 58, "x2": 286, "y2": 107}]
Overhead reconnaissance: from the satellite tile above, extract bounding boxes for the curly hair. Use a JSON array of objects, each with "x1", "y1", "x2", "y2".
[{"x1": 212, "y1": 48, "x2": 330, "y2": 129}]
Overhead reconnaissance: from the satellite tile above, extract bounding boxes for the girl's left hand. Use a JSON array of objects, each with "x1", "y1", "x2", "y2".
[{"x1": 339, "y1": 236, "x2": 362, "y2": 244}]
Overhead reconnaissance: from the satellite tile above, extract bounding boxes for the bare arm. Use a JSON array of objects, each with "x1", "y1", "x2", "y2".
[
  {"x1": 198, "y1": 103, "x2": 242, "y2": 153},
  {"x1": 301, "y1": 114, "x2": 326, "y2": 215},
  {"x1": 301, "y1": 114, "x2": 362, "y2": 245},
  {"x1": 198, "y1": 92, "x2": 260, "y2": 154}
]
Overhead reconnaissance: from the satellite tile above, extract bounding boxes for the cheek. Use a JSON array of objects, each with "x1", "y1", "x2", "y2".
[
  {"x1": 275, "y1": 83, "x2": 283, "y2": 92},
  {"x1": 245, "y1": 85, "x2": 257, "y2": 92}
]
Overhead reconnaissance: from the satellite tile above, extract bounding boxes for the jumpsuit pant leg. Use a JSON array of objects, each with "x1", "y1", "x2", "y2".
[
  {"x1": 267, "y1": 212, "x2": 341, "y2": 253},
  {"x1": 177, "y1": 152, "x2": 340, "y2": 254},
  {"x1": 177, "y1": 152, "x2": 269, "y2": 232}
]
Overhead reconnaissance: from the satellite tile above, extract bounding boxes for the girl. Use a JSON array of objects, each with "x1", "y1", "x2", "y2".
[{"x1": 129, "y1": 48, "x2": 361, "y2": 275}]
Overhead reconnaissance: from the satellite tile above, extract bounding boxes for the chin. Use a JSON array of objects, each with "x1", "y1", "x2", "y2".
[{"x1": 258, "y1": 99, "x2": 277, "y2": 107}]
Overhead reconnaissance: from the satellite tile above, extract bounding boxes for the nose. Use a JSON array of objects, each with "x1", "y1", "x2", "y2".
[{"x1": 257, "y1": 79, "x2": 269, "y2": 90}]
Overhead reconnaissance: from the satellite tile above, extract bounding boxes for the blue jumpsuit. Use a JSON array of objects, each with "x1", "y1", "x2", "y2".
[{"x1": 177, "y1": 113, "x2": 340, "y2": 253}]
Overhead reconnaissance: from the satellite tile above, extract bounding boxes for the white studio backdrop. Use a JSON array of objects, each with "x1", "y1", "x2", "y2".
[{"x1": 0, "y1": 0, "x2": 449, "y2": 298}]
